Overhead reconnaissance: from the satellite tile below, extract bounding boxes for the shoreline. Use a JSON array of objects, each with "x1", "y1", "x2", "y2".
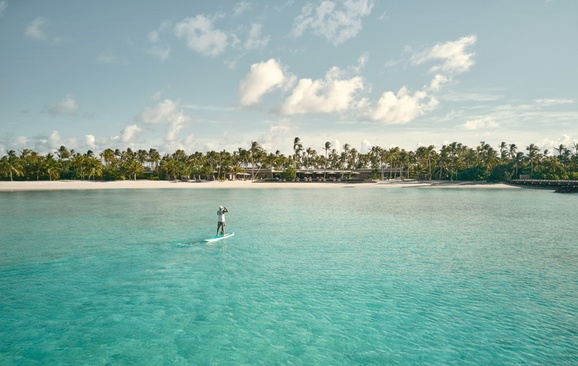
[{"x1": 0, "y1": 179, "x2": 521, "y2": 192}]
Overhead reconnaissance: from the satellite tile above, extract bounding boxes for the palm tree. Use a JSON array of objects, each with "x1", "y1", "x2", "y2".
[
  {"x1": 498, "y1": 141, "x2": 508, "y2": 161},
  {"x1": 86, "y1": 155, "x2": 103, "y2": 180},
  {"x1": 250, "y1": 141, "x2": 264, "y2": 181},
  {"x1": 554, "y1": 144, "x2": 566, "y2": 158},
  {"x1": 44, "y1": 153, "x2": 61, "y2": 181},
  {"x1": 526, "y1": 143, "x2": 540, "y2": 176},
  {"x1": 56, "y1": 145, "x2": 70, "y2": 161},
  {"x1": 293, "y1": 137, "x2": 303, "y2": 169},
  {"x1": 149, "y1": 148, "x2": 161, "y2": 170},
  {"x1": 511, "y1": 152, "x2": 524, "y2": 179},
  {"x1": 0, "y1": 151, "x2": 23, "y2": 181},
  {"x1": 100, "y1": 148, "x2": 116, "y2": 166},
  {"x1": 341, "y1": 143, "x2": 350, "y2": 169},
  {"x1": 323, "y1": 141, "x2": 331, "y2": 179}
]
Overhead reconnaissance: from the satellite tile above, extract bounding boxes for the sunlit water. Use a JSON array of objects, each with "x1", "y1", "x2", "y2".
[{"x1": 1, "y1": 187, "x2": 577, "y2": 365}]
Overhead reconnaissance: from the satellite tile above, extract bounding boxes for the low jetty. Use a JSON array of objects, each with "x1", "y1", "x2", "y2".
[
  {"x1": 554, "y1": 185, "x2": 578, "y2": 193},
  {"x1": 509, "y1": 179, "x2": 578, "y2": 193}
]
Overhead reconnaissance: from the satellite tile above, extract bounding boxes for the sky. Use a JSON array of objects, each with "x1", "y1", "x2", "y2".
[{"x1": 1, "y1": 0, "x2": 577, "y2": 157}]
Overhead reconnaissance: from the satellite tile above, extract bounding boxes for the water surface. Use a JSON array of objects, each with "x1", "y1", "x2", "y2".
[{"x1": 1, "y1": 187, "x2": 577, "y2": 364}]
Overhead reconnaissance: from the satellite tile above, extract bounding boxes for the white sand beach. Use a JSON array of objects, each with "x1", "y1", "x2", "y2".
[{"x1": 0, "y1": 179, "x2": 520, "y2": 191}]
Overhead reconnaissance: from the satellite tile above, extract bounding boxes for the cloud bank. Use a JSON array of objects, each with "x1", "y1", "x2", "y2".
[{"x1": 238, "y1": 35, "x2": 477, "y2": 125}]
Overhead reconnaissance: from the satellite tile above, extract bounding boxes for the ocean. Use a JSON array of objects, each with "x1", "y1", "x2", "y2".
[{"x1": 1, "y1": 187, "x2": 577, "y2": 365}]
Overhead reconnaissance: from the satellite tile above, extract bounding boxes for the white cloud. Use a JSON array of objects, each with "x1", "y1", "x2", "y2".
[
  {"x1": 244, "y1": 23, "x2": 269, "y2": 50},
  {"x1": 459, "y1": 116, "x2": 499, "y2": 130},
  {"x1": 137, "y1": 99, "x2": 192, "y2": 143},
  {"x1": 174, "y1": 15, "x2": 228, "y2": 57},
  {"x1": 361, "y1": 139, "x2": 374, "y2": 153},
  {"x1": 25, "y1": 17, "x2": 62, "y2": 43},
  {"x1": 147, "y1": 21, "x2": 172, "y2": 60},
  {"x1": 232, "y1": 1, "x2": 251, "y2": 16},
  {"x1": 367, "y1": 87, "x2": 438, "y2": 124},
  {"x1": 351, "y1": 53, "x2": 369, "y2": 74},
  {"x1": 278, "y1": 68, "x2": 364, "y2": 115},
  {"x1": 0, "y1": 1, "x2": 7, "y2": 17},
  {"x1": 147, "y1": 45, "x2": 171, "y2": 60},
  {"x1": 535, "y1": 98, "x2": 574, "y2": 107},
  {"x1": 292, "y1": 0, "x2": 374, "y2": 45},
  {"x1": 429, "y1": 74, "x2": 450, "y2": 91},
  {"x1": 148, "y1": 20, "x2": 171, "y2": 43},
  {"x1": 85, "y1": 134, "x2": 96, "y2": 148},
  {"x1": 165, "y1": 112, "x2": 190, "y2": 142},
  {"x1": 138, "y1": 99, "x2": 178, "y2": 124},
  {"x1": 48, "y1": 95, "x2": 78, "y2": 116},
  {"x1": 98, "y1": 49, "x2": 116, "y2": 63},
  {"x1": 412, "y1": 35, "x2": 477, "y2": 74},
  {"x1": 257, "y1": 119, "x2": 296, "y2": 152},
  {"x1": 49, "y1": 130, "x2": 62, "y2": 148},
  {"x1": 121, "y1": 124, "x2": 142, "y2": 143},
  {"x1": 239, "y1": 59, "x2": 287, "y2": 107},
  {"x1": 25, "y1": 17, "x2": 48, "y2": 41}
]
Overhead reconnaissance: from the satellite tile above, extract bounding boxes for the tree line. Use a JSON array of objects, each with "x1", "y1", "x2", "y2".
[{"x1": 1, "y1": 139, "x2": 578, "y2": 182}]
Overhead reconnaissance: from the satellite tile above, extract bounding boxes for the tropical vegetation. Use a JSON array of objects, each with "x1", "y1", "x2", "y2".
[{"x1": 1, "y1": 139, "x2": 578, "y2": 182}]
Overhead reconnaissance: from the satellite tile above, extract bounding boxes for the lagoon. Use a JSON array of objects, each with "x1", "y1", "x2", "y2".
[{"x1": 1, "y1": 187, "x2": 577, "y2": 364}]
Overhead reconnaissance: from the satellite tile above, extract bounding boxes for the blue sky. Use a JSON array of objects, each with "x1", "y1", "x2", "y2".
[{"x1": 1, "y1": 0, "x2": 577, "y2": 156}]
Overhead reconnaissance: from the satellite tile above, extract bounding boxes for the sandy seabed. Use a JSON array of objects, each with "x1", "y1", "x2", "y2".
[{"x1": 0, "y1": 179, "x2": 520, "y2": 192}]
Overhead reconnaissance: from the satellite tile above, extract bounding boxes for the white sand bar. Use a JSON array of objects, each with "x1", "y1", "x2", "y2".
[{"x1": 0, "y1": 180, "x2": 520, "y2": 192}]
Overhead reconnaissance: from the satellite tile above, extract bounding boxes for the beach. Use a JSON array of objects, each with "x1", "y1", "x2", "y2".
[{"x1": 0, "y1": 179, "x2": 520, "y2": 191}]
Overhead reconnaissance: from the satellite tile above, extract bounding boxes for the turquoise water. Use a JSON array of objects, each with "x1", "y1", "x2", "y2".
[{"x1": 1, "y1": 187, "x2": 577, "y2": 365}]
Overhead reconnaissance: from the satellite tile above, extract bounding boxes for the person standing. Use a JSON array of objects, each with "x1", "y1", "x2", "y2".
[{"x1": 216, "y1": 205, "x2": 229, "y2": 236}]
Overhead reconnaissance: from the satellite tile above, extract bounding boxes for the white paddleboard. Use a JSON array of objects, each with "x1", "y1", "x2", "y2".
[{"x1": 204, "y1": 232, "x2": 235, "y2": 243}]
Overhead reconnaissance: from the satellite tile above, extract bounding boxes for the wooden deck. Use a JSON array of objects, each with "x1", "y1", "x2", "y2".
[{"x1": 509, "y1": 179, "x2": 578, "y2": 188}]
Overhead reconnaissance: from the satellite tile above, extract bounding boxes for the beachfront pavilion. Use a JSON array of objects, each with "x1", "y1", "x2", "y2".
[{"x1": 240, "y1": 168, "x2": 403, "y2": 182}]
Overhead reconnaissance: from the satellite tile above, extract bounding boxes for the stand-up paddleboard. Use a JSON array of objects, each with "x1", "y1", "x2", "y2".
[{"x1": 204, "y1": 232, "x2": 235, "y2": 243}]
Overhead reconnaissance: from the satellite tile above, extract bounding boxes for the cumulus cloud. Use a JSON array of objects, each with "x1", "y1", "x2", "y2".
[
  {"x1": 291, "y1": 0, "x2": 374, "y2": 45},
  {"x1": 165, "y1": 112, "x2": 189, "y2": 142},
  {"x1": 239, "y1": 59, "x2": 287, "y2": 107},
  {"x1": 257, "y1": 119, "x2": 296, "y2": 152},
  {"x1": 136, "y1": 99, "x2": 192, "y2": 143},
  {"x1": 121, "y1": 124, "x2": 142, "y2": 143},
  {"x1": 138, "y1": 99, "x2": 179, "y2": 124},
  {"x1": 429, "y1": 74, "x2": 450, "y2": 91},
  {"x1": 411, "y1": 35, "x2": 477, "y2": 74},
  {"x1": 174, "y1": 15, "x2": 228, "y2": 57},
  {"x1": 85, "y1": 134, "x2": 96, "y2": 148},
  {"x1": 367, "y1": 87, "x2": 438, "y2": 124},
  {"x1": 49, "y1": 130, "x2": 63, "y2": 148},
  {"x1": 278, "y1": 68, "x2": 364, "y2": 115},
  {"x1": 48, "y1": 95, "x2": 78, "y2": 116},
  {"x1": 459, "y1": 116, "x2": 499, "y2": 130}
]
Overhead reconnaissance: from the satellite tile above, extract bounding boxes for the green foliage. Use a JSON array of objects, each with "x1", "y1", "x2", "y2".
[
  {"x1": 488, "y1": 164, "x2": 512, "y2": 182},
  {"x1": 282, "y1": 166, "x2": 296, "y2": 180},
  {"x1": 1, "y1": 140, "x2": 578, "y2": 183}
]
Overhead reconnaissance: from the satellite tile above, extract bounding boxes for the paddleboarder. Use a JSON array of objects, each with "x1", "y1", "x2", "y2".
[{"x1": 216, "y1": 205, "x2": 229, "y2": 236}]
